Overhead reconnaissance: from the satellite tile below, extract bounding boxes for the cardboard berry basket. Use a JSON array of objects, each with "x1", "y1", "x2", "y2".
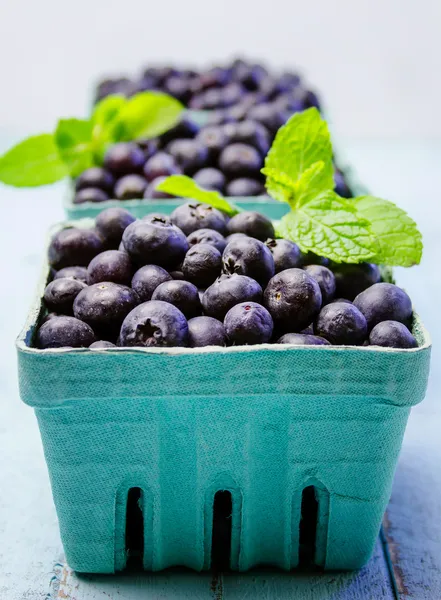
[{"x1": 16, "y1": 219, "x2": 431, "y2": 573}]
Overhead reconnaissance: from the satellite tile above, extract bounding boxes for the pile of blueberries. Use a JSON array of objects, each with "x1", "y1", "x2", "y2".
[
  {"x1": 74, "y1": 119, "x2": 352, "y2": 204},
  {"x1": 37, "y1": 204, "x2": 417, "y2": 351}
]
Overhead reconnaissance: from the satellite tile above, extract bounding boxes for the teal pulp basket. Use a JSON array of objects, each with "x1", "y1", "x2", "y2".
[{"x1": 16, "y1": 236, "x2": 431, "y2": 573}]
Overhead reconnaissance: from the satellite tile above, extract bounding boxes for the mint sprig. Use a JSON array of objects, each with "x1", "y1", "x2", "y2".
[
  {"x1": 156, "y1": 175, "x2": 240, "y2": 217},
  {"x1": 265, "y1": 108, "x2": 423, "y2": 266},
  {"x1": 0, "y1": 92, "x2": 184, "y2": 187}
]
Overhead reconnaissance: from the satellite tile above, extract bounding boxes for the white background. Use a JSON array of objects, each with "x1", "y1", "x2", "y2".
[{"x1": 0, "y1": 0, "x2": 441, "y2": 138}]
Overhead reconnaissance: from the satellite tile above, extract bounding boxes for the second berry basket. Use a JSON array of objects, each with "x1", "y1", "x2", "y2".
[{"x1": 17, "y1": 236, "x2": 431, "y2": 573}]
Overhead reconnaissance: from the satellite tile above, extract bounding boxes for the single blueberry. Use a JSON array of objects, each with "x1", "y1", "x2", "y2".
[
  {"x1": 143, "y1": 152, "x2": 181, "y2": 181},
  {"x1": 182, "y1": 243, "x2": 222, "y2": 287},
  {"x1": 304, "y1": 265, "x2": 336, "y2": 305},
  {"x1": 170, "y1": 202, "x2": 228, "y2": 235},
  {"x1": 163, "y1": 76, "x2": 194, "y2": 104},
  {"x1": 202, "y1": 273, "x2": 263, "y2": 320},
  {"x1": 159, "y1": 117, "x2": 200, "y2": 147},
  {"x1": 87, "y1": 250, "x2": 133, "y2": 285},
  {"x1": 314, "y1": 302, "x2": 367, "y2": 345},
  {"x1": 166, "y1": 139, "x2": 209, "y2": 175},
  {"x1": 300, "y1": 252, "x2": 330, "y2": 267},
  {"x1": 114, "y1": 174, "x2": 147, "y2": 200},
  {"x1": 247, "y1": 103, "x2": 288, "y2": 135},
  {"x1": 43, "y1": 278, "x2": 87, "y2": 315},
  {"x1": 136, "y1": 139, "x2": 159, "y2": 161},
  {"x1": 95, "y1": 207, "x2": 136, "y2": 246},
  {"x1": 264, "y1": 268, "x2": 322, "y2": 332},
  {"x1": 122, "y1": 218, "x2": 189, "y2": 268},
  {"x1": 219, "y1": 143, "x2": 263, "y2": 179},
  {"x1": 152, "y1": 280, "x2": 201, "y2": 318},
  {"x1": 187, "y1": 228, "x2": 227, "y2": 253},
  {"x1": 222, "y1": 237, "x2": 275, "y2": 286},
  {"x1": 103, "y1": 142, "x2": 146, "y2": 176},
  {"x1": 225, "y1": 233, "x2": 249, "y2": 243},
  {"x1": 131, "y1": 265, "x2": 172, "y2": 302},
  {"x1": 188, "y1": 316, "x2": 227, "y2": 347},
  {"x1": 142, "y1": 212, "x2": 172, "y2": 224},
  {"x1": 195, "y1": 127, "x2": 229, "y2": 162},
  {"x1": 119, "y1": 300, "x2": 189, "y2": 347},
  {"x1": 73, "y1": 188, "x2": 109, "y2": 205},
  {"x1": 369, "y1": 320, "x2": 417, "y2": 349},
  {"x1": 334, "y1": 169, "x2": 352, "y2": 198},
  {"x1": 54, "y1": 266, "x2": 88, "y2": 283},
  {"x1": 89, "y1": 340, "x2": 116, "y2": 349},
  {"x1": 226, "y1": 211, "x2": 274, "y2": 241},
  {"x1": 332, "y1": 263, "x2": 382, "y2": 301},
  {"x1": 265, "y1": 238, "x2": 302, "y2": 272},
  {"x1": 73, "y1": 282, "x2": 138, "y2": 338},
  {"x1": 75, "y1": 167, "x2": 115, "y2": 193},
  {"x1": 226, "y1": 178, "x2": 265, "y2": 197},
  {"x1": 37, "y1": 316, "x2": 96, "y2": 349},
  {"x1": 354, "y1": 283, "x2": 413, "y2": 331},
  {"x1": 227, "y1": 120, "x2": 270, "y2": 156},
  {"x1": 277, "y1": 333, "x2": 330, "y2": 345},
  {"x1": 170, "y1": 270, "x2": 185, "y2": 280},
  {"x1": 193, "y1": 167, "x2": 226, "y2": 192},
  {"x1": 224, "y1": 302, "x2": 273, "y2": 345},
  {"x1": 48, "y1": 228, "x2": 104, "y2": 269}
]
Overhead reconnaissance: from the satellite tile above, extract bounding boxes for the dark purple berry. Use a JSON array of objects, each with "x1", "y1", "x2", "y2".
[
  {"x1": 103, "y1": 142, "x2": 145, "y2": 176},
  {"x1": 95, "y1": 207, "x2": 136, "y2": 246},
  {"x1": 170, "y1": 202, "x2": 227, "y2": 235},
  {"x1": 73, "y1": 188, "x2": 109, "y2": 205},
  {"x1": 332, "y1": 263, "x2": 382, "y2": 301},
  {"x1": 369, "y1": 320, "x2": 417, "y2": 349},
  {"x1": 75, "y1": 167, "x2": 114, "y2": 193},
  {"x1": 87, "y1": 250, "x2": 133, "y2": 285},
  {"x1": 222, "y1": 237, "x2": 275, "y2": 286},
  {"x1": 314, "y1": 302, "x2": 367, "y2": 346},
  {"x1": 194, "y1": 168, "x2": 226, "y2": 192},
  {"x1": 224, "y1": 302, "x2": 273, "y2": 345},
  {"x1": 265, "y1": 238, "x2": 302, "y2": 272},
  {"x1": 182, "y1": 243, "x2": 222, "y2": 287},
  {"x1": 226, "y1": 211, "x2": 274, "y2": 241},
  {"x1": 54, "y1": 266, "x2": 88, "y2": 284},
  {"x1": 37, "y1": 316, "x2": 96, "y2": 349},
  {"x1": 219, "y1": 143, "x2": 263, "y2": 178},
  {"x1": 225, "y1": 178, "x2": 265, "y2": 197},
  {"x1": 188, "y1": 316, "x2": 227, "y2": 347},
  {"x1": 353, "y1": 283, "x2": 413, "y2": 331},
  {"x1": 143, "y1": 176, "x2": 175, "y2": 199},
  {"x1": 247, "y1": 103, "x2": 288, "y2": 135},
  {"x1": 277, "y1": 333, "x2": 330, "y2": 345},
  {"x1": 159, "y1": 117, "x2": 200, "y2": 147},
  {"x1": 202, "y1": 273, "x2": 263, "y2": 320},
  {"x1": 119, "y1": 300, "x2": 188, "y2": 347},
  {"x1": 166, "y1": 139, "x2": 209, "y2": 175},
  {"x1": 152, "y1": 280, "x2": 201, "y2": 319},
  {"x1": 48, "y1": 228, "x2": 104, "y2": 269},
  {"x1": 304, "y1": 265, "x2": 336, "y2": 305},
  {"x1": 122, "y1": 219, "x2": 189, "y2": 268},
  {"x1": 89, "y1": 340, "x2": 116, "y2": 349},
  {"x1": 114, "y1": 174, "x2": 147, "y2": 200},
  {"x1": 131, "y1": 265, "x2": 172, "y2": 302},
  {"x1": 187, "y1": 228, "x2": 227, "y2": 253},
  {"x1": 227, "y1": 120, "x2": 270, "y2": 156},
  {"x1": 334, "y1": 170, "x2": 352, "y2": 198},
  {"x1": 44, "y1": 278, "x2": 87, "y2": 315},
  {"x1": 143, "y1": 152, "x2": 181, "y2": 181},
  {"x1": 195, "y1": 126, "x2": 229, "y2": 161}
]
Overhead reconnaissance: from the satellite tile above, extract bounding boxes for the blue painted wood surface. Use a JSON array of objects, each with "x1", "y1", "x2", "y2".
[{"x1": 0, "y1": 138, "x2": 440, "y2": 599}]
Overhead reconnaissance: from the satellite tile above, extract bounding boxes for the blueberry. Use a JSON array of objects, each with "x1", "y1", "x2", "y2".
[
  {"x1": 163, "y1": 76, "x2": 194, "y2": 104},
  {"x1": 143, "y1": 176, "x2": 175, "y2": 199},
  {"x1": 131, "y1": 265, "x2": 172, "y2": 302},
  {"x1": 114, "y1": 174, "x2": 147, "y2": 200},
  {"x1": 75, "y1": 167, "x2": 114, "y2": 193},
  {"x1": 314, "y1": 302, "x2": 367, "y2": 345},
  {"x1": 334, "y1": 170, "x2": 352, "y2": 198},
  {"x1": 224, "y1": 302, "x2": 273, "y2": 345},
  {"x1": 152, "y1": 280, "x2": 201, "y2": 318},
  {"x1": 275, "y1": 93, "x2": 305, "y2": 114},
  {"x1": 87, "y1": 250, "x2": 133, "y2": 285},
  {"x1": 221, "y1": 82, "x2": 246, "y2": 107},
  {"x1": 54, "y1": 266, "x2": 88, "y2": 284},
  {"x1": 188, "y1": 316, "x2": 227, "y2": 347},
  {"x1": 143, "y1": 152, "x2": 181, "y2": 181},
  {"x1": 166, "y1": 139, "x2": 209, "y2": 175},
  {"x1": 304, "y1": 265, "x2": 336, "y2": 305},
  {"x1": 136, "y1": 139, "x2": 159, "y2": 161},
  {"x1": 222, "y1": 237, "x2": 275, "y2": 286},
  {"x1": 119, "y1": 300, "x2": 188, "y2": 347},
  {"x1": 187, "y1": 228, "x2": 227, "y2": 253},
  {"x1": 73, "y1": 188, "x2": 109, "y2": 205},
  {"x1": 122, "y1": 219, "x2": 189, "y2": 268},
  {"x1": 300, "y1": 324, "x2": 314, "y2": 334},
  {"x1": 37, "y1": 316, "x2": 96, "y2": 349},
  {"x1": 194, "y1": 168, "x2": 226, "y2": 192},
  {"x1": 225, "y1": 233, "x2": 249, "y2": 243},
  {"x1": 247, "y1": 103, "x2": 288, "y2": 135},
  {"x1": 159, "y1": 118, "x2": 200, "y2": 147},
  {"x1": 142, "y1": 212, "x2": 172, "y2": 225},
  {"x1": 103, "y1": 142, "x2": 145, "y2": 176},
  {"x1": 219, "y1": 143, "x2": 263, "y2": 179},
  {"x1": 170, "y1": 202, "x2": 227, "y2": 235},
  {"x1": 182, "y1": 243, "x2": 222, "y2": 287},
  {"x1": 195, "y1": 127, "x2": 229, "y2": 161},
  {"x1": 277, "y1": 333, "x2": 330, "y2": 345},
  {"x1": 170, "y1": 270, "x2": 185, "y2": 280},
  {"x1": 265, "y1": 238, "x2": 302, "y2": 272},
  {"x1": 89, "y1": 340, "x2": 116, "y2": 349},
  {"x1": 202, "y1": 273, "x2": 263, "y2": 320},
  {"x1": 226, "y1": 211, "x2": 274, "y2": 241},
  {"x1": 264, "y1": 268, "x2": 322, "y2": 332},
  {"x1": 331, "y1": 298, "x2": 353, "y2": 305},
  {"x1": 95, "y1": 207, "x2": 136, "y2": 246},
  {"x1": 228, "y1": 120, "x2": 270, "y2": 156},
  {"x1": 369, "y1": 320, "x2": 417, "y2": 349},
  {"x1": 332, "y1": 263, "x2": 381, "y2": 300},
  {"x1": 48, "y1": 228, "x2": 104, "y2": 269},
  {"x1": 74, "y1": 282, "x2": 138, "y2": 338},
  {"x1": 300, "y1": 252, "x2": 330, "y2": 268},
  {"x1": 354, "y1": 283, "x2": 413, "y2": 331},
  {"x1": 44, "y1": 278, "x2": 87, "y2": 315},
  {"x1": 226, "y1": 178, "x2": 265, "y2": 196}
]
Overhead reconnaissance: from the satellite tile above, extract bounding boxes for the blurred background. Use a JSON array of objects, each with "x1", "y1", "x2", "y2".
[{"x1": 1, "y1": 0, "x2": 441, "y2": 138}]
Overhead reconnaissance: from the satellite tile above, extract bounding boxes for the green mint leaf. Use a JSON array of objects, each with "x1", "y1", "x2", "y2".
[
  {"x1": 0, "y1": 134, "x2": 68, "y2": 187},
  {"x1": 91, "y1": 94, "x2": 126, "y2": 128},
  {"x1": 54, "y1": 118, "x2": 94, "y2": 178},
  {"x1": 156, "y1": 175, "x2": 240, "y2": 216},
  {"x1": 278, "y1": 190, "x2": 378, "y2": 263},
  {"x1": 111, "y1": 92, "x2": 184, "y2": 141},
  {"x1": 263, "y1": 108, "x2": 334, "y2": 206},
  {"x1": 353, "y1": 195, "x2": 423, "y2": 266}
]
